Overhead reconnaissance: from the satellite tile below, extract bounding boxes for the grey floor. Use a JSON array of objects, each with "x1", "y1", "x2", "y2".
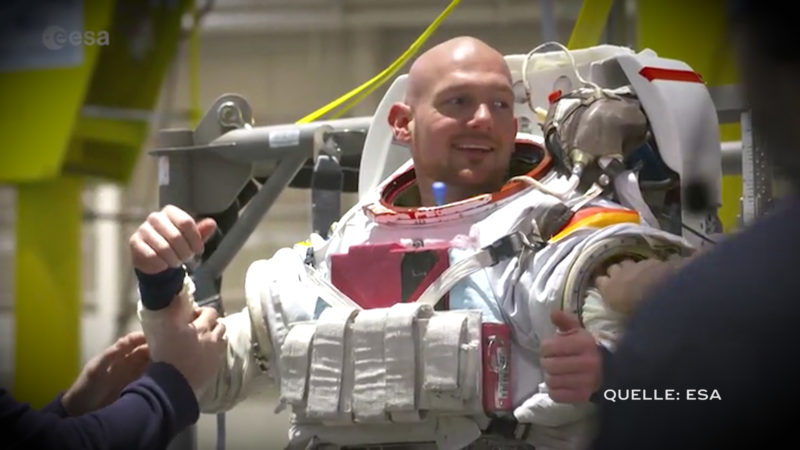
[{"x1": 195, "y1": 387, "x2": 291, "y2": 450}]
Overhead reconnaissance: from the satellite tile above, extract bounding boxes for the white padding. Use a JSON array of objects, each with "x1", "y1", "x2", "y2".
[
  {"x1": 459, "y1": 311, "x2": 482, "y2": 404},
  {"x1": 306, "y1": 307, "x2": 360, "y2": 420},
  {"x1": 351, "y1": 308, "x2": 390, "y2": 423},
  {"x1": 279, "y1": 322, "x2": 317, "y2": 407},
  {"x1": 419, "y1": 311, "x2": 482, "y2": 413},
  {"x1": 514, "y1": 383, "x2": 596, "y2": 427},
  {"x1": 423, "y1": 313, "x2": 466, "y2": 392},
  {"x1": 384, "y1": 303, "x2": 433, "y2": 422}
]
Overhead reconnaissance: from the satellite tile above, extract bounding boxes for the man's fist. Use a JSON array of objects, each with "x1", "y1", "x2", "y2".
[
  {"x1": 540, "y1": 310, "x2": 602, "y2": 403},
  {"x1": 129, "y1": 205, "x2": 217, "y2": 275}
]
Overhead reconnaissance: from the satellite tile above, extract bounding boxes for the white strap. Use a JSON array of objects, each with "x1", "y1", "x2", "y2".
[
  {"x1": 459, "y1": 311, "x2": 482, "y2": 403},
  {"x1": 304, "y1": 264, "x2": 364, "y2": 310},
  {"x1": 305, "y1": 306, "x2": 359, "y2": 420},
  {"x1": 261, "y1": 276, "x2": 289, "y2": 384},
  {"x1": 279, "y1": 322, "x2": 317, "y2": 407},
  {"x1": 384, "y1": 303, "x2": 431, "y2": 422},
  {"x1": 328, "y1": 309, "x2": 358, "y2": 426},
  {"x1": 351, "y1": 308, "x2": 390, "y2": 423},
  {"x1": 416, "y1": 250, "x2": 493, "y2": 308}
]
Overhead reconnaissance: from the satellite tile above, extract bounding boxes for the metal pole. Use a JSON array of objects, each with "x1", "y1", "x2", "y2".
[
  {"x1": 539, "y1": 0, "x2": 559, "y2": 42},
  {"x1": 739, "y1": 111, "x2": 773, "y2": 226},
  {"x1": 192, "y1": 150, "x2": 310, "y2": 301}
]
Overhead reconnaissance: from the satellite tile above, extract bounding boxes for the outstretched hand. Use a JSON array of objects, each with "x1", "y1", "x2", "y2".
[
  {"x1": 147, "y1": 306, "x2": 227, "y2": 394},
  {"x1": 61, "y1": 331, "x2": 150, "y2": 416},
  {"x1": 540, "y1": 309, "x2": 602, "y2": 403}
]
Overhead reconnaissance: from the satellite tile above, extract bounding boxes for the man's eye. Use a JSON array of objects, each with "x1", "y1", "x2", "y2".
[
  {"x1": 447, "y1": 96, "x2": 467, "y2": 106},
  {"x1": 493, "y1": 100, "x2": 511, "y2": 109}
]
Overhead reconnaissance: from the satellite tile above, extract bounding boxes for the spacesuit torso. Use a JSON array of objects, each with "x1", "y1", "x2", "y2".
[{"x1": 173, "y1": 138, "x2": 692, "y2": 450}]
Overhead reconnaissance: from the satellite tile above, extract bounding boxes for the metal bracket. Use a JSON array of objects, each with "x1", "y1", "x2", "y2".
[
  {"x1": 154, "y1": 94, "x2": 368, "y2": 450},
  {"x1": 739, "y1": 111, "x2": 773, "y2": 226}
]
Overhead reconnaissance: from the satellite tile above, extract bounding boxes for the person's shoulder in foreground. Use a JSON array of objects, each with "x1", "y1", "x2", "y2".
[
  {"x1": 1, "y1": 362, "x2": 198, "y2": 450},
  {"x1": 592, "y1": 195, "x2": 800, "y2": 450}
]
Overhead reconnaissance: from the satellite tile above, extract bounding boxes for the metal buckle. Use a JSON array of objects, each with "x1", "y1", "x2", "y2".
[
  {"x1": 486, "y1": 233, "x2": 523, "y2": 265},
  {"x1": 486, "y1": 232, "x2": 539, "y2": 265}
]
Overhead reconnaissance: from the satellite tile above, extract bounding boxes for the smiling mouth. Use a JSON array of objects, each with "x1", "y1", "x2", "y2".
[{"x1": 453, "y1": 144, "x2": 493, "y2": 154}]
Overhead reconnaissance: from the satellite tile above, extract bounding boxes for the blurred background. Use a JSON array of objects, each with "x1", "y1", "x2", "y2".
[{"x1": 0, "y1": 0, "x2": 747, "y2": 448}]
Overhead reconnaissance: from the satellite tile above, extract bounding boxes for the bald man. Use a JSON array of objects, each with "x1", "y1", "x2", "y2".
[
  {"x1": 131, "y1": 36, "x2": 683, "y2": 449},
  {"x1": 387, "y1": 36, "x2": 518, "y2": 205}
]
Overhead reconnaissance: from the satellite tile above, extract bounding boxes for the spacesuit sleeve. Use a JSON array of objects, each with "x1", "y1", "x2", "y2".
[
  {"x1": 137, "y1": 275, "x2": 268, "y2": 414},
  {"x1": 197, "y1": 306, "x2": 268, "y2": 413},
  {"x1": 580, "y1": 286, "x2": 625, "y2": 351}
]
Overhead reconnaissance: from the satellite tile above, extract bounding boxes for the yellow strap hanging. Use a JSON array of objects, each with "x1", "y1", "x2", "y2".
[
  {"x1": 296, "y1": 0, "x2": 462, "y2": 124},
  {"x1": 567, "y1": 0, "x2": 614, "y2": 49}
]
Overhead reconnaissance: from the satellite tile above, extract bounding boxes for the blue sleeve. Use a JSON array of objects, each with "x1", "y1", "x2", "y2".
[
  {"x1": 1, "y1": 362, "x2": 199, "y2": 450},
  {"x1": 136, "y1": 267, "x2": 186, "y2": 310}
]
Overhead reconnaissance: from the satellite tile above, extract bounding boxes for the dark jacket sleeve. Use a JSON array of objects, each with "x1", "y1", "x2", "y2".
[
  {"x1": 40, "y1": 392, "x2": 69, "y2": 418},
  {"x1": 1, "y1": 362, "x2": 199, "y2": 450},
  {"x1": 590, "y1": 197, "x2": 800, "y2": 450},
  {"x1": 590, "y1": 344, "x2": 613, "y2": 404}
]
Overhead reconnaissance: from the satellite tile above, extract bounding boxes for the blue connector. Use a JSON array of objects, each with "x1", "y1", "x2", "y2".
[{"x1": 432, "y1": 181, "x2": 447, "y2": 206}]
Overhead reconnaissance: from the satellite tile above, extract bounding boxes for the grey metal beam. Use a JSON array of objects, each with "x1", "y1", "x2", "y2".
[{"x1": 707, "y1": 84, "x2": 745, "y2": 124}]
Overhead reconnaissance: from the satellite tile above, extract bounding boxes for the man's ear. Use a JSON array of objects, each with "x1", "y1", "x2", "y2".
[{"x1": 388, "y1": 102, "x2": 412, "y2": 143}]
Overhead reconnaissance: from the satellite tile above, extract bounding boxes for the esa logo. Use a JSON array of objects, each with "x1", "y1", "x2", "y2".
[
  {"x1": 42, "y1": 26, "x2": 110, "y2": 51},
  {"x1": 685, "y1": 389, "x2": 721, "y2": 400}
]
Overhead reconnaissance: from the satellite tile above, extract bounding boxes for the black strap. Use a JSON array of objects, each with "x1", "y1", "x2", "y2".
[
  {"x1": 485, "y1": 417, "x2": 531, "y2": 442},
  {"x1": 311, "y1": 154, "x2": 343, "y2": 239}
]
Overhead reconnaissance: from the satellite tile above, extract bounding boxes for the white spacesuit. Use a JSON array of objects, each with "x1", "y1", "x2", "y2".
[{"x1": 140, "y1": 43, "x2": 722, "y2": 450}]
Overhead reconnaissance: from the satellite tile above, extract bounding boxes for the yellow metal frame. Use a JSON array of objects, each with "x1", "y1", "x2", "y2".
[
  {"x1": 0, "y1": 2, "x2": 114, "y2": 183},
  {"x1": 7, "y1": 1, "x2": 115, "y2": 408},
  {"x1": 14, "y1": 177, "x2": 83, "y2": 407},
  {"x1": 7, "y1": 0, "x2": 193, "y2": 406}
]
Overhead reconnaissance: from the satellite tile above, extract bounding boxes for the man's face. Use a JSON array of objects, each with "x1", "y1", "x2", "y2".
[{"x1": 404, "y1": 65, "x2": 517, "y2": 193}]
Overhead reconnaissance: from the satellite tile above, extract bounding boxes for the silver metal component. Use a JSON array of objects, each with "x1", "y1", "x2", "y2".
[
  {"x1": 598, "y1": 173, "x2": 610, "y2": 186},
  {"x1": 740, "y1": 111, "x2": 773, "y2": 226},
  {"x1": 707, "y1": 84, "x2": 745, "y2": 125},
  {"x1": 217, "y1": 101, "x2": 246, "y2": 129},
  {"x1": 721, "y1": 140, "x2": 742, "y2": 175}
]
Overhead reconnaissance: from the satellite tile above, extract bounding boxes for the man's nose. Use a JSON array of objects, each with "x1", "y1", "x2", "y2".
[{"x1": 468, "y1": 103, "x2": 493, "y2": 130}]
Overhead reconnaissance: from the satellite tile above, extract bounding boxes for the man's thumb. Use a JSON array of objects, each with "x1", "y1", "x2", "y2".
[
  {"x1": 551, "y1": 309, "x2": 581, "y2": 333},
  {"x1": 197, "y1": 218, "x2": 217, "y2": 243}
]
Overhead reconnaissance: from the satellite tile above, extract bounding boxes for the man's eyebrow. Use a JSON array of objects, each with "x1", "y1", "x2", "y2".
[{"x1": 434, "y1": 83, "x2": 513, "y2": 97}]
